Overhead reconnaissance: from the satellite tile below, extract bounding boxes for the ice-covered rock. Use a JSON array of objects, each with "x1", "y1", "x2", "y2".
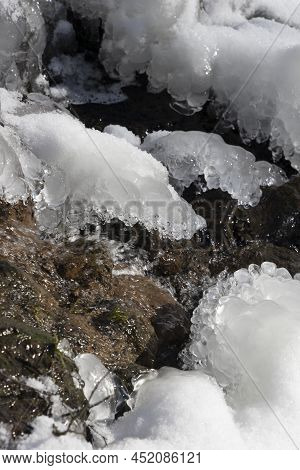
[
  {"x1": 183, "y1": 262, "x2": 300, "y2": 448},
  {"x1": 0, "y1": 0, "x2": 46, "y2": 90},
  {"x1": 142, "y1": 131, "x2": 286, "y2": 206},
  {"x1": 0, "y1": 88, "x2": 204, "y2": 239}
]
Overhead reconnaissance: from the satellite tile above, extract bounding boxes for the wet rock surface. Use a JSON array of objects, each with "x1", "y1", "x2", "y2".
[{"x1": 0, "y1": 199, "x2": 192, "y2": 426}]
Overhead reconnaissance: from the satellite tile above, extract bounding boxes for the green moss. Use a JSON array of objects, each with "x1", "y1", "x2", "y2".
[{"x1": 108, "y1": 307, "x2": 130, "y2": 324}]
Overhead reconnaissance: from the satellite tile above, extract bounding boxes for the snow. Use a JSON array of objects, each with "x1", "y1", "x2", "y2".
[
  {"x1": 142, "y1": 130, "x2": 286, "y2": 205},
  {"x1": 24, "y1": 376, "x2": 58, "y2": 395},
  {"x1": 107, "y1": 263, "x2": 300, "y2": 450},
  {"x1": 183, "y1": 262, "x2": 300, "y2": 449},
  {"x1": 1, "y1": 0, "x2": 300, "y2": 451},
  {"x1": 0, "y1": 89, "x2": 204, "y2": 240},
  {"x1": 18, "y1": 416, "x2": 93, "y2": 450},
  {"x1": 65, "y1": 0, "x2": 300, "y2": 170},
  {"x1": 104, "y1": 125, "x2": 141, "y2": 147},
  {"x1": 2, "y1": 1, "x2": 300, "y2": 168},
  {"x1": 0, "y1": 423, "x2": 10, "y2": 448},
  {"x1": 108, "y1": 368, "x2": 245, "y2": 450}
]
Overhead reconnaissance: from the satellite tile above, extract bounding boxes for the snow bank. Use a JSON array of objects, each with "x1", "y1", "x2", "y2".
[
  {"x1": 109, "y1": 368, "x2": 245, "y2": 450},
  {"x1": 0, "y1": 89, "x2": 204, "y2": 239},
  {"x1": 142, "y1": 131, "x2": 286, "y2": 205},
  {"x1": 66, "y1": 0, "x2": 300, "y2": 170}
]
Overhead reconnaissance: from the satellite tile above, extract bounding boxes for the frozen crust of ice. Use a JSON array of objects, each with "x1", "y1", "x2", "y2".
[
  {"x1": 0, "y1": 89, "x2": 205, "y2": 240},
  {"x1": 142, "y1": 130, "x2": 287, "y2": 206}
]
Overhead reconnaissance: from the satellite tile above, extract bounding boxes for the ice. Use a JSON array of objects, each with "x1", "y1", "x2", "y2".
[
  {"x1": 74, "y1": 354, "x2": 116, "y2": 424},
  {"x1": 142, "y1": 130, "x2": 286, "y2": 206},
  {"x1": 183, "y1": 263, "x2": 300, "y2": 449},
  {"x1": 0, "y1": 88, "x2": 204, "y2": 239},
  {"x1": 202, "y1": 0, "x2": 300, "y2": 27},
  {"x1": 17, "y1": 354, "x2": 117, "y2": 450},
  {"x1": 77, "y1": 0, "x2": 300, "y2": 170},
  {"x1": 0, "y1": 125, "x2": 43, "y2": 203},
  {"x1": 0, "y1": 0, "x2": 46, "y2": 90},
  {"x1": 2, "y1": 1, "x2": 299, "y2": 167}
]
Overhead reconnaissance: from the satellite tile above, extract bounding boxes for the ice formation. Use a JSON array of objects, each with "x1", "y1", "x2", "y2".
[
  {"x1": 0, "y1": 89, "x2": 204, "y2": 239},
  {"x1": 64, "y1": 0, "x2": 300, "y2": 170},
  {"x1": 183, "y1": 262, "x2": 300, "y2": 449},
  {"x1": 2, "y1": 1, "x2": 300, "y2": 167},
  {"x1": 0, "y1": 0, "x2": 46, "y2": 90},
  {"x1": 74, "y1": 354, "x2": 116, "y2": 424},
  {"x1": 142, "y1": 131, "x2": 286, "y2": 205}
]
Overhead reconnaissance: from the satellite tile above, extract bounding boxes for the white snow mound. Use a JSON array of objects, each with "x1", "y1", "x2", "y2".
[{"x1": 0, "y1": 89, "x2": 204, "y2": 239}]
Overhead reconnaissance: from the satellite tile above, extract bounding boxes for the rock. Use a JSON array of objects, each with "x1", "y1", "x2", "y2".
[
  {"x1": 209, "y1": 243, "x2": 300, "y2": 277},
  {"x1": 62, "y1": 274, "x2": 190, "y2": 373},
  {"x1": 227, "y1": 176, "x2": 300, "y2": 248},
  {"x1": 152, "y1": 303, "x2": 190, "y2": 368}
]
